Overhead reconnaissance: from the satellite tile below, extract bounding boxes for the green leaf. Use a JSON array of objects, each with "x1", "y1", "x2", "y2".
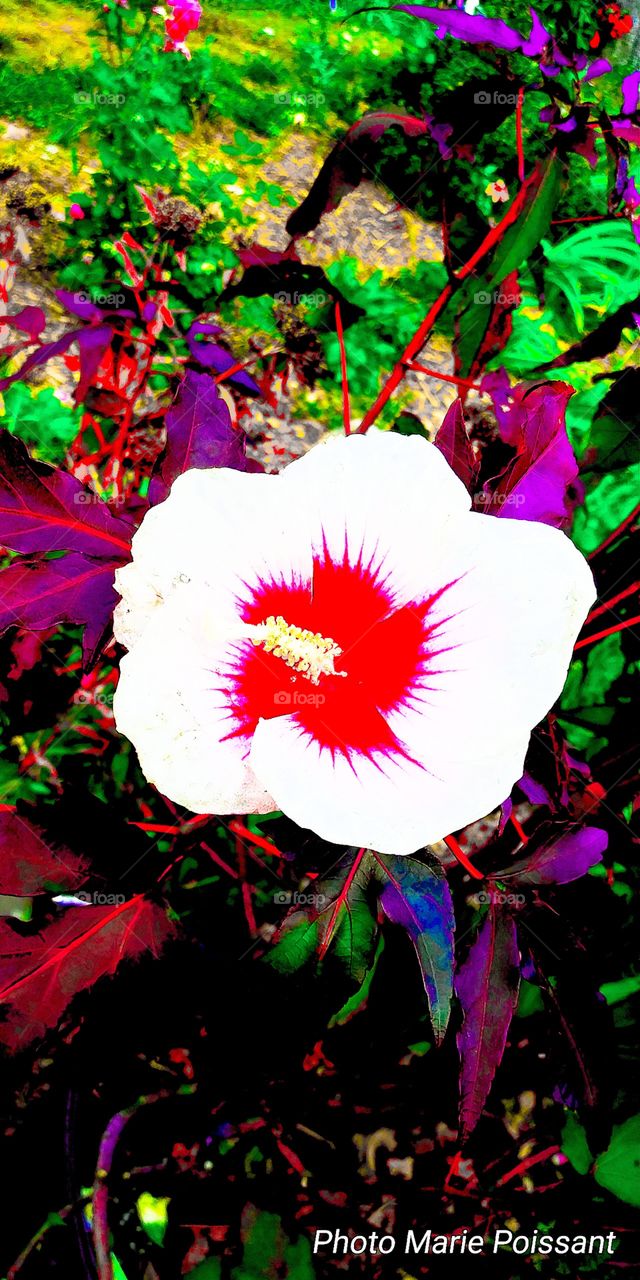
[
  {"x1": 267, "y1": 848, "x2": 378, "y2": 982},
  {"x1": 600, "y1": 974, "x2": 640, "y2": 1006},
  {"x1": 232, "y1": 1205, "x2": 315, "y2": 1280},
  {"x1": 136, "y1": 1192, "x2": 169, "y2": 1246},
  {"x1": 328, "y1": 936, "x2": 385, "y2": 1027},
  {"x1": 595, "y1": 1116, "x2": 640, "y2": 1206},
  {"x1": 454, "y1": 153, "x2": 561, "y2": 375},
  {"x1": 561, "y1": 1112, "x2": 593, "y2": 1176},
  {"x1": 516, "y1": 979, "x2": 544, "y2": 1018},
  {"x1": 190, "y1": 1261, "x2": 222, "y2": 1279}
]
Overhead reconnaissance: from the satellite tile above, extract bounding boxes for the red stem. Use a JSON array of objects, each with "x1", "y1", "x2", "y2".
[
  {"x1": 228, "y1": 819, "x2": 285, "y2": 859},
  {"x1": 496, "y1": 1144, "x2": 560, "y2": 1187},
  {"x1": 588, "y1": 502, "x2": 640, "y2": 560},
  {"x1": 516, "y1": 86, "x2": 525, "y2": 184},
  {"x1": 356, "y1": 283, "x2": 454, "y2": 433},
  {"x1": 443, "y1": 834, "x2": 484, "y2": 881},
  {"x1": 574, "y1": 613, "x2": 640, "y2": 650},
  {"x1": 585, "y1": 580, "x2": 640, "y2": 625},
  {"x1": 409, "y1": 361, "x2": 483, "y2": 391}
]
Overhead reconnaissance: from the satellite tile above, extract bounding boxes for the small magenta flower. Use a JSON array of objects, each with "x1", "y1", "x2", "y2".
[
  {"x1": 155, "y1": 0, "x2": 202, "y2": 58},
  {"x1": 113, "y1": 432, "x2": 594, "y2": 855},
  {"x1": 69, "y1": 203, "x2": 86, "y2": 220},
  {"x1": 486, "y1": 179, "x2": 509, "y2": 203}
]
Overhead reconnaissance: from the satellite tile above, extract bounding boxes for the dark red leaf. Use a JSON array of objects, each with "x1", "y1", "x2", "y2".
[
  {"x1": 149, "y1": 369, "x2": 250, "y2": 505},
  {"x1": 0, "y1": 553, "x2": 122, "y2": 667},
  {"x1": 0, "y1": 306, "x2": 47, "y2": 340},
  {"x1": 0, "y1": 330, "x2": 79, "y2": 391},
  {"x1": 0, "y1": 809, "x2": 88, "y2": 896},
  {"x1": 456, "y1": 904, "x2": 520, "y2": 1140},
  {"x1": 478, "y1": 380, "x2": 579, "y2": 527},
  {"x1": 185, "y1": 322, "x2": 261, "y2": 395},
  {"x1": 434, "y1": 400, "x2": 479, "y2": 493},
  {"x1": 498, "y1": 826, "x2": 607, "y2": 885},
  {"x1": 0, "y1": 895, "x2": 175, "y2": 1049},
  {"x1": 0, "y1": 430, "x2": 133, "y2": 559},
  {"x1": 286, "y1": 112, "x2": 428, "y2": 238}
]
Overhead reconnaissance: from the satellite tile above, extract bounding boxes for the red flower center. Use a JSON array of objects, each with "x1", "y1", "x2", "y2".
[{"x1": 219, "y1": 541, "x2": 459, "y2": 764}]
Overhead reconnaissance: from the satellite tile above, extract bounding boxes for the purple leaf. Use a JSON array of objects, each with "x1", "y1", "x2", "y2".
[
  {"x1": 479, "y1": 381, "x2": 579, "y2": 527},
  {"x1": 499, "y1": 827, "x2": 607, "y2": 886},
  {"x1": 582, "y1": 58, "x2": 612, "y2": 83},
  {"x1": 0, "y1": 431, "x2": 134, "y2": 559},
  {"x1": 55, "y1": 289, "x2": 135, "y2": 323},
  {"x1": 435, "y1": 400, "x2": 479, "y2": 493},
  {"x1": 456, "y1": 905, "x2": 520, "y2": 1140},
  {"x1": 75, "y1": 325, "x2": 113, "y2": 403},
  {"x1": 375, "y1": 852, "x2": 454, "y2": 1043},
  {"x1": 611, "y1": 119, "x2": 640, "y2": 147},
  {"x1": 186, "y1": 322, "x2": 261, "y2": 395},
  {"x1": 0, "y1": 331, "x2": 79, "y2": 391},
  {"x1": 621, "y1": 70, "x2": 640, "y2": 116},
  {"x1": 0, "y1": 553, "x2": 121, "y2": 668},
  {"x1": 0, "y1": 307, "x2": 47, "y2": 340},
  {"x1": 149, "y1": 370, "x2": 251, "y2": 506},
  {"x1": 393, "y1": 5, "x2": 550, "y2": 57}
]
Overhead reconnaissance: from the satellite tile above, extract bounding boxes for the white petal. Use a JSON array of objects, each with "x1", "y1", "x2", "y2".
[
  {"x1": 114, "y1": 467, "x2": 312, "y2": 651},
  {"x1": 282, "y1": 430, "x2": 472, "y2": 606},
  {"x1": 250, "y1": 514, "x2": 594, "y2": 855},
  {"x1": 113, "y1": 588, "x2": 275, "y2": 815},
  {"x1": 250, "y1": 713, "x2": 531, "y2": 855}
]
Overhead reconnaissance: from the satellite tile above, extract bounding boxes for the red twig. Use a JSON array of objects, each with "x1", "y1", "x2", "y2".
[
  {"x1": 516, "y1": 87, "x2": 525, "y2": 184},
  {"x1": 356, "y1": 156, "x2": 552, "y2": 433},
  {"x1": 510, "y1": 814, "x2": 529, "y2": 845},
  {"x1": 356, "y1": 283, "x2": 454, "y2": 433},
  {"x1": 574, "y1": 613, "x2": 640, "y2": 650},
  {"x1": 496, "y1": 1144, "x2": 560, "y2": 1187},
  {"x1": 585, "y1": 581, "x2": 640, "y2": 625},
  {"x1": 201, "y1": 841, "x2": 239, "y2": 880},
  {"x1": 228, "y1": 819, "x2": 285, "y2": 859},
  {"x1": 409, "y1": 361, "x2": 483, "y2": 391},
  {"x1": 588, "y1": 502, "x2": 640, "y2": 559},
  {"x1": 334, "y1": 302, "x2": 352, "y2": 435},
  {"x1": 443, "y1": 834, "x2": 484, "y2": 881}
]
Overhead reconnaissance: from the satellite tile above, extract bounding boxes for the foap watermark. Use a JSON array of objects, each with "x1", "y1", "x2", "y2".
[
  {"x1": 475, "y1": 891, "x2": 525, "y2": 905},
  {"x1": 74, "y1": 90, "x2": 126, "y2": 107},
  {"x1": 273, "y1": 890, "x2": 328, "y2": 907},
  {"x1": 274, "y1": 290, "x2": 327, "y2": 308},
  {"x1": 475, "y1": 491, "x2": 526, "y2": 509},
  {"x1": 274, "y1": 90, "x2": 325, "y2": 107},
  {"x1": 73, "y1": 689, "x2": 114, "y2": 710},
  {"x1": 474, "y1": 90, "x2": 519, "y2": 105},
  {"x1": 273, "y1": 690, "x2": 326, "y2": 707},
  {"x1": 474, "y1": 289, "x2": 520, "y2": 306},
  {"x1": 72, "y1": 890, "x2": 126, "y2": 911},
  {"x1": 73, "y1": 289, "x2": 126, "y2": 308},
  {"x1": 73, "y1": 490, "x2": 128, "y2": 506}
]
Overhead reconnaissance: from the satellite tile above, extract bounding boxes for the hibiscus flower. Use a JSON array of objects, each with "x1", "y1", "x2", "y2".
[{"x1": 113, "y1": 431, "x2": 594, "y2": 855}]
